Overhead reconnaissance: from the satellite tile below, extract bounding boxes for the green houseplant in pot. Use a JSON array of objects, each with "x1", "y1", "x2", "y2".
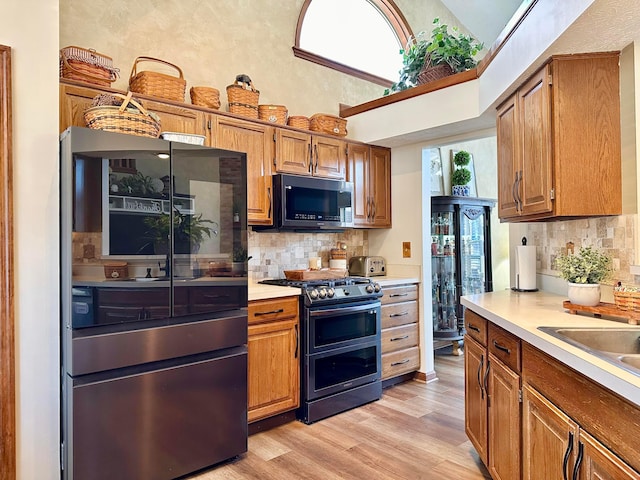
[
  {"x1": 144, "y1": 209, "x2": 218, "y2": 254},
  {"x1": 451, "y1": 150, "x2": 472, "y2": 196},
  {"x1": 384, "y1": 18, "x2": 483, "y2": 95},
  {"x1": 555, "y1": 246, "x2": 613, "y2": 306}
]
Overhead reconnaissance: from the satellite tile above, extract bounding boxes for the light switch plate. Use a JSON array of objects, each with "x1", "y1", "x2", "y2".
[{"x1": 402, "y1": 242, "x2": 411, "y2": 258}]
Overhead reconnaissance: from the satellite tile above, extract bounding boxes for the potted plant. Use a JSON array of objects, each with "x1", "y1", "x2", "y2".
[
  {"x1": 384, "y1": 18, "x2": 483, "y2": 95},
  {"x1": 231, "y1": 245, "x2": 252, "y2": 275},
  {"x1": 144, "y1": 209, "x2": 218, "y2": 254},
  {"x1": 555, "y1": 246, "x2": 613, "y2": 306},
  {"x1": 451, "y1": 150, "x2": 472, "y2": 196}
]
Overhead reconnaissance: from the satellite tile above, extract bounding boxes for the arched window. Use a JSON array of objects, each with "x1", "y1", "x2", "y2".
[{"x1": 293, "y1": 0, "x2": 413, "y2": 87}]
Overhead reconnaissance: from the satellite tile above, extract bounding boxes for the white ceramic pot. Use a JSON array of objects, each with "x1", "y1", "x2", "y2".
[{"x1": 567, "y1": 282, "x2": 601, "y2": 306}]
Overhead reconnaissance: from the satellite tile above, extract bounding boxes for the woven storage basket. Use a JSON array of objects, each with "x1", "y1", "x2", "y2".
[
  {"x1": 104, "y1": 262, "x2": 128, "y2": 280},
  {"x1": 309, "y1": 114, "x2": 348, "y2": 137},
  {"x1": 129, "y1": 56, "x2": 186, "y2": 102},
  {"x1": 226, "y1": 75, "x2": 259, "y2": 119},
  {"x1": 287, "y1": 115, "x2": 310, "y2": 129},
  {"x1": 84, "y1": 92, "x2": 161, "y2": 138},
  {"x1": 613, "y1": 283, "x2": 640, "y2": 311},
  {"x1": 60, "y1": 46, "x2": 119, "y2": 87},
  {"x1": 258, "y1": 104, "x2": 287, "y2": 125},
  {"x1": 190, "y1": 86, "x2": 221, "y2": 109},
  {"x1": 417, "y1": 54, "x2": 454, "y2": 85}
]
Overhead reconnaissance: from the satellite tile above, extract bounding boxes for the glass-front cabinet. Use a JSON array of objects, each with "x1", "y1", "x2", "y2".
[{"x1": 431, "y1": 196, "x2": 494, "y2": 351}]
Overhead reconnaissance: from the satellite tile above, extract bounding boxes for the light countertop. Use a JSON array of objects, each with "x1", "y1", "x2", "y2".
[
  {"x1": 248, "y1": 282, "x2": 300, "y2": 302},
  {"x1": 461, "y1": 289, "x2": 640, "y2": 406},
  {"x1": 375, "y1": 276, "x2": 420, "y2": 287}
]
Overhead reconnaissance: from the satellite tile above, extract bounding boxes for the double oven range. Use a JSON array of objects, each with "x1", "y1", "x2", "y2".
[{"x1": 260, "y1": 276, "x2": 383, "y2": 423}]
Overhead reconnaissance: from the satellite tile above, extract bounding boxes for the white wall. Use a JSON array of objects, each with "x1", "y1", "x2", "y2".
[{"x1": 1, "y1": 1, "x2": 60, "y2": 478}]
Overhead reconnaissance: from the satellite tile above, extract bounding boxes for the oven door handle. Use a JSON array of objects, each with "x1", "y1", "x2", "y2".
[{"x1": 309, "y1": 303, "x2": 380, "y2": 317}]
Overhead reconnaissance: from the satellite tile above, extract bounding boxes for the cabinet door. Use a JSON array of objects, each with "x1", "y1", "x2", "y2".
[
  {"x1": 247, "y1": 317, "x2": 299, "y2": 422},
  {"x1": 578, "y1": 430, "x2": 640, "y2": 480},
  {"x1": 496, "y1": 94, "x2": 520, "y2": 219},
  {"x1": 522, "y1": 384, "x2": 579, "y2": 480},
  {"x1": 275, "y1": 128, "x2": 311, "y2": 175},
  {"x1": 312, "y1": 136, "x2": 345, "y2": 179},
  {"x1": 347, "y1": 142, "x2": 370, "y2": 226},
  {"x1": 60, "y1": 82, "x2": 103, "y2": 132},
  {"x1": 142, "y1": 98, "x2": 206, "y2": 138},
  {"x1": 464, "y1": 335, "x2": 488, "y2": 466},
  {"x1": 518, "y1": 65, "x2": 553, "y2": 217},
  {"x1": 369, "y1": 146, "x2": 392, "y2": 227},
  {"x1": 488, "y1": 354, "x2": 521, "y2": 480},
  {"x1": 213, "y1": 116, "x2": 274, "y2": 226}
]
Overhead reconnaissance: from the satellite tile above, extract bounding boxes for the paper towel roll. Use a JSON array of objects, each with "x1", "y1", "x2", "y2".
[{"x1": 515, "y1": 245, "x2": 537, "y2": 291}]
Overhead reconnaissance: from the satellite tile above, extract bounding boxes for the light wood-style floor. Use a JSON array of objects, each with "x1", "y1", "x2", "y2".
[{"x1": 188, "y1": 352, "x2": 490, "y2": 479}]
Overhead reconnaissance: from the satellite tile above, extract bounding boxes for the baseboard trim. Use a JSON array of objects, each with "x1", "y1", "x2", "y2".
[{"x1": 414, "y1": 370, "x2": 438, "y2": 383}]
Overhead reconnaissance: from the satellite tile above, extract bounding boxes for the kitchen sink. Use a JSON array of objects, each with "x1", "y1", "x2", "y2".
[{"x1": 538, "y1": 326, "x2": 640, "y2": 377}]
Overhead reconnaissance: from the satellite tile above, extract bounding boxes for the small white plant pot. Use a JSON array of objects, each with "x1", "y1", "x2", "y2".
[{"x1": 567, "y1": 282, "x2": 601, "y2": 306}]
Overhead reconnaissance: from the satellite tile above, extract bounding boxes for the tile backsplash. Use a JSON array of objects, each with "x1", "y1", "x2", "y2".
[
  {"x1": 248, "y1": 229, "x2": 368, "y2": 281},
  {"x1": 526, "y1": 214, "x2": 636, "y2": 285}
]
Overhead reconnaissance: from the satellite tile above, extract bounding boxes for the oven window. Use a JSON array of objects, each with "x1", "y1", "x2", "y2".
[
  {"x1": 314, "y1": 310, "x2": 377, "y2": 347},
  {"x1": 315, "y1": 346, "x2": 378, "y2": 390}
]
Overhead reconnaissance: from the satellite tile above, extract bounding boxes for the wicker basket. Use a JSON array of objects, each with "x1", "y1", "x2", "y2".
[
  {"x1": 190, "y1": 86, "x2": 221, "y2": 109},
  {"x1": 129, "y1": 56, "x2": 186, "y2": 102},
  {"x1": 613, "y1": 283, "x2": 640, "y2": 311},
  {"x1": 60, "y1": 46, "x2": 119, "y2": 87},
  {"x1": 287, "y1": 115, "x2": 310, "y2": 129},
  {"x1": 417, "y1": 54, "x2": 454, "y2": 85},
  {"x1": 84, "y1": 92, "x2": 161, "y2": 138},
  {"x1": 104, "y1": 261, "x2": 128, "y2": 280},
  {"x1": 309, "y1": 114, "x2": 348, "y2": 137},
  {"x1": 226, "y1": 75, "x2": 259, "y2": 119},
  {"x1": 258, "y1": 104, "x2": 287, "y2": 125}
]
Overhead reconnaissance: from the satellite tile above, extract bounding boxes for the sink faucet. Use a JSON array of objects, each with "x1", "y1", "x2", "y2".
[{"x1": 158, "y1": 253, "x2": 171, "y2": 278}]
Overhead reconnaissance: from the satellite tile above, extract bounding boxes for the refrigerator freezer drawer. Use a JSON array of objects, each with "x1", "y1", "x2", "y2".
[{"x1": 63, "y1": 349, "x2": 247, "y2": 480}]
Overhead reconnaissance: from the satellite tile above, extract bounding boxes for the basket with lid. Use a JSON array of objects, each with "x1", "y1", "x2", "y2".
[
  {"x1": 258, "y1": 104, "x2": 287, "y2": 125},
  {"x1": 226, "y1": 74, "x2": 260, "y2": 119},
  {"x1": 60, "y1": 46, "x2": 120, "y2": 87},
  {"x1": 309, "y1": 113, "x2": 348, "y2": 137}
]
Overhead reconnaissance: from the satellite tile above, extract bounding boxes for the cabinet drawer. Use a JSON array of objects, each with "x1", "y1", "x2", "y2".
[
  {"x1": 382, "y1": 346, "x2": 420, "y2": 379},
  {"x1": 381, "y1": 284, "x2": 418, "y2": 305},
  {"x1": 248, "y1": 296, "x2": 299, "y2": 324},
  {"x1": 381, "y1": 300, "x2": 418, "y2": 328},
  {"x1": 489, "y1": 323, "x2": 521, "y2": 373},
  {"x1": 465, "y1": 310, "x2": 488, "y2": 346},
  {"x1": 382, "y1": 323, "x2": 418, "y2": 353}
]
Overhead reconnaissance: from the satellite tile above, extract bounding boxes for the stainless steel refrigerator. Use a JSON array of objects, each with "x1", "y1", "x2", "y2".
[{"x1": 60, "y1": 127, "x2": 248, "y2": 480}]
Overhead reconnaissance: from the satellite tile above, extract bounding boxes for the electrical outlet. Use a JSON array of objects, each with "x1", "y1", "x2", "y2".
[{"x1": 402, "y1": 242, "x2": 411, "y2": 258}]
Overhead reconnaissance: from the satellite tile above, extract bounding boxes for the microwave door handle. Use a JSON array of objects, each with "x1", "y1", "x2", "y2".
[
  {"x1": 314, "y1": 144, "x2": 319, "y2": 174},
  {"x1": 308, "y1": 143, "x2": 312, "y2": 173}
]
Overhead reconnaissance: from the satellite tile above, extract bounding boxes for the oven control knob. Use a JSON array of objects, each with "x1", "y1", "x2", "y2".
[
  {"x1": 327, "y1": 288, "x2": 335, "y2": 298},
  {"x1": 309, "y1": 289, "x2": 319, "y2": 300},
  {"x1": 318, "y1": 288, "x2": 327, "y2": 299},
  {"x1": 374, "y1": 283, "x2": 381, "y2": 293},
  {"x1": 365, "y1": 284, "x2": 374, "y2": 293}
]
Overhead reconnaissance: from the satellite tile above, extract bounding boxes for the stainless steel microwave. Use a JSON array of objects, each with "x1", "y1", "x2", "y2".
[{"x1": 267, "y1": 174, "x2": 353, "y2": 230}]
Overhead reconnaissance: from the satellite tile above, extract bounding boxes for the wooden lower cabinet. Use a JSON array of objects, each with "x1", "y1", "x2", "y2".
[
  {"x1": 465, "y1": 308, "x2": 640, "y2": 479},
  {"x1": 380, "y1": 284, "x2": 420, "y2": 381},
  {"x1": 247, "y1": 296, "x2": 299, "y2": 423}
]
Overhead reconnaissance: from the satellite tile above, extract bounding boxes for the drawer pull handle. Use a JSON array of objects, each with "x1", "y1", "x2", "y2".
[
  {"x1": 493, "y1": 340, "x2": 511, "y2": 355},
  {"x1": 254, "y1": 308, "x2": 284, "y2": 316},
  {"x1": 391, "y1": 359, "x2": 410, "y2": 366},
  {"x1": 390, "y1": 335, "x2": 409, "y2": 341},
  {"x1": 390, "y1": 293, "x2": 408, "y2": 297},
  {"x1": 468, "y1": 323, "x2": 480, "y2": 333},
  {"x1": 389, "y1": 311, "x2": 408, "y2": 317}
]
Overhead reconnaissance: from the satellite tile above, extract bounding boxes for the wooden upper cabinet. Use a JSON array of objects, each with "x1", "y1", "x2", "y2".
[
  {"x1": 369, "y1": 146, "x2": 391, "y2": 227},
  {"x1": 496, "y1": 52, "x2": 621, "y2": 222},
  {"x1": 60, "y1": 80, "x2": 205, "y2": 137},
  {"x1": 347, "y1": 143, "x2": 391, "y2": 228},
  {"x1": 312, "y1": 135, "x2": 345, "y2": 179},
  {"x1": 212, "y1": 116, "x2": 274, "y2": 226},
  {"x1": 274, "y1": 128, "x2": 311, "y2": 175}
]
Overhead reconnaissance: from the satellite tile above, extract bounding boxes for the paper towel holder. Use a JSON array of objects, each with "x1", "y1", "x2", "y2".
[{"x1": 511, "y1": 236, "x2": 539, "y2": 292}]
